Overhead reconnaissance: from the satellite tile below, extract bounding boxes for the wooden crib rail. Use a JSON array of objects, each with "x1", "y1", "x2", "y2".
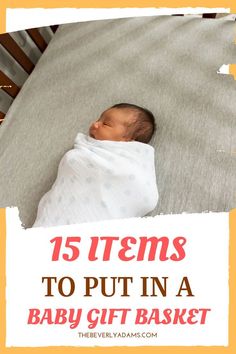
[
  {"x1": 50, "y1": 25, "x2": 59, "y2": 33},
  {"x1": 26, "y1": 29, "x2": 48, "y2": 52},
  {"x1": 202, "y1": 13, "x2": 217, "y2": 18},
  {"x1": 0, "y1": 33, "x2": 35, "y2": 74},
  {"x1": 0, "y1": 70, "x2": 20, "y2": 98},
  {"x1": 173, "y1": 13, "x2": 217, "y2": 18},
  {"x1": 0, "y1": 26, "x2": 58, "y2": 124},
  {"x1": 0, "y1": 111, "x2": 5, "y2": 123}
]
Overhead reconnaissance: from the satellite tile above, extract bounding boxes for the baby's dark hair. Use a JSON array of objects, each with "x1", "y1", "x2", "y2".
[{"x1": 110, "y1": 103, "x2": 156, "y2": 143}]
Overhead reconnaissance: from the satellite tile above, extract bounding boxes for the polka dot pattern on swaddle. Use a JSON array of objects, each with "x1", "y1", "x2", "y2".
[
  {"x1": 86, "y1": 177, "x2": 93, "y2": 184},
  {"x1": 33, "y1": 133, "x2": 157, "y2": 227},
  {"x1": 120, "y1": 206, "x2": 127, "y2": 214},
  {"x1": 70, "y1": 176, "x2": 76, "y2": 184},
  {"x1": 101, "y1": 200, "x2": 107, "y2": 208},
  {"x1": 70, "y1": 159, "x2": 77, "y2": 166},
  {"x1": 87, "y1": 162, "x2": 94, "y2": 168},
  {"x1": 70, "y1": 196, "x2": 76, "y2": 203},
  {"x1": 119, "y1": 151, "x2": 127, "y2": 158},
  {"x1": 129, "y1": 174, "x2": 135, "y2": 181},
  {"x1": 84, "y1": 196, "x2": 90, "y2": 204},
  {"x1": 105, "y1": 168, "x2": 113, "y2": 174}
]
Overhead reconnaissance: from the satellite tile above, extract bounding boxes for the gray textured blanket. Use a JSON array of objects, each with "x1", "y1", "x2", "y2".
[{"x1": 0, "y1": 16, "x2": 236, "y2": 227}]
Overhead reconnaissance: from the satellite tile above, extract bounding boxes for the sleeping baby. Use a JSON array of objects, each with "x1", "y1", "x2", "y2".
[{"x1": 32, "y1": 103, "x2": 158, "y2": 227}]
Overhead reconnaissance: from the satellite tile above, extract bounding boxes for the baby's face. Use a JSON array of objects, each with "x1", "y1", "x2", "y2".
[{"x1": 89, "y1": 108, "x2": 135, "y2": 141}]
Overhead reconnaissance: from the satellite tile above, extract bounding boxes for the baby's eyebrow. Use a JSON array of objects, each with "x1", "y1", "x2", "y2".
[
  {"x1": 100, "y1": 112, "x2": 110, "y2": 119},
  {"x1": 101, "y1": 115, "x2": 112, "y2": 122},
  {"x1": 104, "y1": 119, "x2": 113, "y2": 125}
]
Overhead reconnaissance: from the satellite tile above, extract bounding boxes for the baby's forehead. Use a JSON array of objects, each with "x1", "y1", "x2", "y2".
[{"x1": 102, "y1": 108, "x2": 137, "y2": 124}]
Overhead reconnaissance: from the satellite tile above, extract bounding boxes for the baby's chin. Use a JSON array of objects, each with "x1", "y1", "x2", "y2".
[
  {"x1": 89, "y1": 129, "x2": 107, "y2": 140},
  {"x1": 88, "y1": 129, "x2": 130, "y2": 142},
  {"x1": 88, "y1": 128, "x2": 96, "y2": 139},
  {"x1": 89, "y1": 132, "x2": 96, "y2": 139},
  {"x1": 89, "y1": 132, "x2": 105, "y2": 140}
]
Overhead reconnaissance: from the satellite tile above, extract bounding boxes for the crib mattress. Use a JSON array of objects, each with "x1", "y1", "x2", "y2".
[{"x1": 0, "y1": 15, "x2": 236, "y2": 227}]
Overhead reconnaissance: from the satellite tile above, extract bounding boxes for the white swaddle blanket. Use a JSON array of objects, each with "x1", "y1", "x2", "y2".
[{"x1": 33, "y1": 133, "x2": 158, "y2": 227}]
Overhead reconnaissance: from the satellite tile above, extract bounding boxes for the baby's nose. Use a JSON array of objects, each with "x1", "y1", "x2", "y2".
[{"x1": 93, "y1": 121, "x2": 100, "y2": 129}]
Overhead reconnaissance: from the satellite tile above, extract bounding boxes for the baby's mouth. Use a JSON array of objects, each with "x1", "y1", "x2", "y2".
[{"x1": 89, "y1": 129, "x2": 95, "y2": 138}]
